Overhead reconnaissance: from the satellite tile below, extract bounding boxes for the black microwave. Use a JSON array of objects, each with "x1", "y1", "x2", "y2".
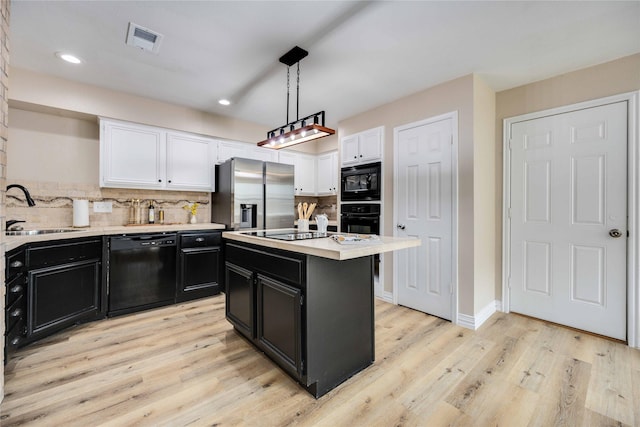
[{"x1": 340, "y1": 162, "x2": 381, "y2": 201}]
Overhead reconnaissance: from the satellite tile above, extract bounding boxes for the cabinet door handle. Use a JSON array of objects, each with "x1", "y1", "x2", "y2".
[
  {"x1": 195, "y1": 237, "x2": 205, "y2": 242},
  {"x1": 158, "y1": 179, "x2": 162, "y2": 183},
  {"x1": 10, "y1": 260, "x2": 23, "y2": 268}
]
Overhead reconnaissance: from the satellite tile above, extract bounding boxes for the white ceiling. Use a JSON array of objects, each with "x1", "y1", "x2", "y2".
[{"x1": 10, "y1": 1, "x2": 640, "y2": 130}]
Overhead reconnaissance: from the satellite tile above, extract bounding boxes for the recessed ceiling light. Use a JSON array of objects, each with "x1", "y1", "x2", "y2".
[
  {"x1": 218, "y1": 99, "x2": 231, "y2": 106},
  {"x1": 55, "y1": 52, "x2": 83, "y2": 64}
]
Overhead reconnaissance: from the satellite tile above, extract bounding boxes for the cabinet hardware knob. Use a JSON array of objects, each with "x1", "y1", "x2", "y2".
[
  {"x1": 10, "y1": 337, "x2": 21, "y2": 346},
  {"x1": 168, "y1": 180, "x2": 172, "y2": 183},
  {"x1": 10, "y1": 260, "x2": 23, "y2": 268},
  {"x1": 397, "y1": 224, "x2": 406, "y2": 230},
  {"x1": 10, "y1": 308, "x2": 22, "y2": 317},
  {"x1": 158, "y1": 179, "x2": 162, "y2": 183},
  {"x1": 195, "y1": 237, "x2": 205, "y2": 242},
  {"x1": 10, "y1": 285, "x2": 23, "y2": 293}
]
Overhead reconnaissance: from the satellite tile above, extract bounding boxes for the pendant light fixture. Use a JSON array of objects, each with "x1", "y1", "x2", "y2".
[{"x1": 257, "y1": 46, "x2": 335, "y2": 150}]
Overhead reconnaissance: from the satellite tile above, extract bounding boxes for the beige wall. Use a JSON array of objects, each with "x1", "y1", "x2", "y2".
[
  {"x1": 8, "y1": 109, "x2": 99, "y2": 184},
  {"x1": 338, "y1": 74, "x2": 479, "y2": 316},
  {"x1": 495, "y1": 53, "x2": 640, "y2": 300},
  {"x1": 9, "y1": 67, "x2": 339, "y2": 155},
  {"x1": 10, "y1": 68, "x2": 268, "y2": 144},
  {"x1": 472, "y1": 75, "x2": 497, "y2": 313}
]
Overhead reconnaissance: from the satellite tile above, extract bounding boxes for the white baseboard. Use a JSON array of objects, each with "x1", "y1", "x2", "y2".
[
  {"x1": 379, "y1": 291, "x2": 393, "y2": 303},
  {"x1": 456, "y1": 300, "x2": 499, "y2": 330}
]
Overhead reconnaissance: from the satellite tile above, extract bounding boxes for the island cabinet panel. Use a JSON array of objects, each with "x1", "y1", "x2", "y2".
[
  {"x1": 304, "y1": 255, "x2": 374, "y2": 397},
  {"x1": 223, "y1": 240, "x2": 374, "y2": 398},
  {"x1": 256, "y1": 274, "x2": 303, "y2": 379},
  {"x1": 225, "y1": 263, "x2": 254, "y2": 340}
]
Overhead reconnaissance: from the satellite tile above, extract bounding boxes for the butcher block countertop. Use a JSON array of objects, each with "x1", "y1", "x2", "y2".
[
  {"x1": 223, "y1": 230, "x2": 420, "y2": 261},
  {"x1": 4, "y1": 223, "x2": 226, "y2": 251}
]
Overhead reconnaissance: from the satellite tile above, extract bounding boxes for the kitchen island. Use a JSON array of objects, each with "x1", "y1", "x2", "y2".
[{"x1": 222, "y1": 230, "x2": 419, "y2": 398}]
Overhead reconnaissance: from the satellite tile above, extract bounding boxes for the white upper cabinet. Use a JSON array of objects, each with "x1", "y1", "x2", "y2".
[
  {"x1": 166, "y1": 131, "x2": 213, "y2": 191},
  {"x1": 217, "y1": 140, "x2": 247, "y2": 164},
  {"x1": 100, "y1": 119, "x2": 165, "y2": 189},
  {"x1": 278, "y1": 151, "x2": 316, "y2": 196},
  {"x1": 316, "y1": 151, "x2": 338, "y2": 196},
  {"x1": 100, "y1": 118, "x2": 214, "y2": 192},
  {"x1": 216, "y1": 140, "x2": 278, "y2": 164},
  {"x1": 246, "y1": 145, "x2": 278, "y2": 162},
  {"x1": 341, "y1": 126, "x2": 383, "y2": 166}
]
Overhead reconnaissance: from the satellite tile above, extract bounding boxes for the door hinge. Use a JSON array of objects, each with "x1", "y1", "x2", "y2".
[
  {"x1": 508, "y1": 139, "x2": 513, "y2": 150},
  {"x1": 300, "y1": 295, "x2": 304, "y2": 306}
]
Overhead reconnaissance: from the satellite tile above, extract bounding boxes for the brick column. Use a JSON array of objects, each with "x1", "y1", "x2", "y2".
[{"x1": 1, "y1": 0, "x2": 10, "y2": 402}]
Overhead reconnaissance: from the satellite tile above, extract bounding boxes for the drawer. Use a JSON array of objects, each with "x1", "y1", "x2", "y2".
[
  {"x1": 180, "y1": 232, "x2": 221, "y2": 248},
  {"x1": 6, "y1": 316, "x2": 27, "y2": 352},
  {"x1": 28, "y1": 238, "x2": 102, "y2": 268},
  {"x1": 5, "y1": 293, "x2": 26, "y2": 333},
  {"x1": 6, "y1": 249, "x2": 26, "y2": 282},
  {"x1": 226, "y1": 242, "x2": 304, "y2": 286},
  {"x1": 5, "y1": 274, "x2": 26, "y2": 307}
]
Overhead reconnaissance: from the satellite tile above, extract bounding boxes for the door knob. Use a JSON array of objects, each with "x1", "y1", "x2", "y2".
[
  {"x1": 609, "y1": 229, "x2": 622, "y2": 238},
  {"x1": 397, "y1": 224, "x2": 406, "y2": 230}
]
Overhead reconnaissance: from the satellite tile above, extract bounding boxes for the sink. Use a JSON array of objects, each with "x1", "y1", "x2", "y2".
[{"x1": 5, "y1": 229, "x2": 80, "y2": 236}]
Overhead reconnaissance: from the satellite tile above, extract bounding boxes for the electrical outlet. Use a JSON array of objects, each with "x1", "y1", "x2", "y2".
[{"x1": 93, "y1": 201, "x2": 112, "y2": 213}]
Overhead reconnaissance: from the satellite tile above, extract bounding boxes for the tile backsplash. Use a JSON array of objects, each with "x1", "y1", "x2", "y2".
[
  {"x1": 5, "y1": 180, "x2": 339, "y2": 229},
  {"x1": 294, "y1": 195, "x2": 338, "y2": 221},
  {"x1": 5, "y1": 180, "x2": 210, "y2": 229}
]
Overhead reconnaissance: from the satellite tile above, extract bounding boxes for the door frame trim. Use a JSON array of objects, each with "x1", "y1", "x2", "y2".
[
  {"x1": 502, "y1": 91, "x2": 640, "y2": 348},
  {"x1": 392, "y1": 111, "x2": 459, "y2": 323}
]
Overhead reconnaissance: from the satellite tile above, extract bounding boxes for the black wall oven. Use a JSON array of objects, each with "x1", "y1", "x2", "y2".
[
  {"x1": 340, "y1": 203, "x2": 380, "y2": 235},
  {"x1": 341, "y1": 203, "x2": 381, "y2": 283},
  {"x1": 340, "y1": 162, "x2": 381, "y2": 201}
]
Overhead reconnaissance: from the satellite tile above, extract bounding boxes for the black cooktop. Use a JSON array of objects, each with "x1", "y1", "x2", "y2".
[{"x1": 243, "y1": 229, "x2": 334, "y2": 241}]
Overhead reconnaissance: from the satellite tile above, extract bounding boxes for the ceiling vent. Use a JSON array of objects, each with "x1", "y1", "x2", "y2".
[{"x1": 126, "y1": 22, "x2": 163, "y2": 54}]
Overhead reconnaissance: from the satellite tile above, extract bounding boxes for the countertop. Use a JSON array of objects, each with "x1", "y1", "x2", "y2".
[
  {"x1": 4, "y1": 223, "x2": 226, "y2": 251},
  {"x1": 223, "y1": 230, "x2": 420, "y2": 261}
]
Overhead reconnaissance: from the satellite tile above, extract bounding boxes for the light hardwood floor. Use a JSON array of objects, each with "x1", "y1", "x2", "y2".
[{"x1": 1, "y1": 295, "x2": 639, "y2": 426}]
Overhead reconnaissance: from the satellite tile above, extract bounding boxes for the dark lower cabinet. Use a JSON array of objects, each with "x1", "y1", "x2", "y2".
[
  {"x1": 225, "y1": 262, "x2": 254, "y2": 339},
  {"x1": 28, "y1": 259, "x2": 101, "y2": 338},
  {"x1": 256, "y1": 274, "x2": 303, "y2": 379},
  {"x1": 25, "y1": 237, "x2": 105, "y2": 345},
  {"x1": 177, "y1": 231, "x2": 223, "y2": 302}
]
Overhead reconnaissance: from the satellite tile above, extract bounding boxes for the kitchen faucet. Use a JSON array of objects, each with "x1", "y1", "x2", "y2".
[
  {"x1": 6, "y1": 219, "x2": 25, "y2": 230},
  {"x1": 7, "y1": 184, "x2": 36, "y2": 206}
]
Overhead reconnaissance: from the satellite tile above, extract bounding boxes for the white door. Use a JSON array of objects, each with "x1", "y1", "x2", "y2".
[
  {"x1": 395, "y1": 117, "x2": 454, "y2": 320},
  {"x1": 509, "y1": 101, "x2": 627, "y2": 340}
]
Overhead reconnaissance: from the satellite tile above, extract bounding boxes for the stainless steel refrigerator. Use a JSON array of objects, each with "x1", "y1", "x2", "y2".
[{"x1": 211, "y1": 157, "x2": 294, "y2": 230}]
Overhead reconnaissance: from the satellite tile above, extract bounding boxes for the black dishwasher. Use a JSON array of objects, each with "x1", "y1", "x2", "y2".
[{"x1": 108, "y1": 233, "x2": 177, "y2": 317}]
